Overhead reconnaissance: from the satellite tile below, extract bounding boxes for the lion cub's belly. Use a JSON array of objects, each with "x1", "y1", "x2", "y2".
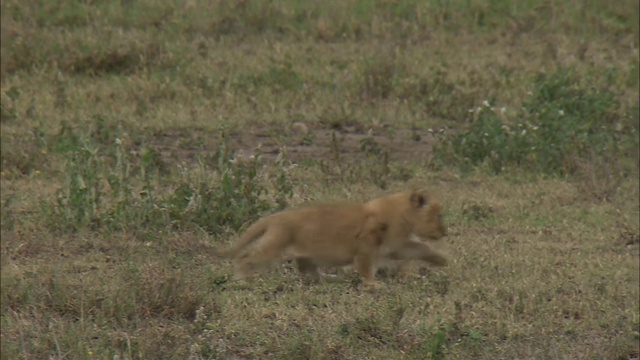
[{"x1": 283, "y1": 236, "x2": 357, "y2": 267}]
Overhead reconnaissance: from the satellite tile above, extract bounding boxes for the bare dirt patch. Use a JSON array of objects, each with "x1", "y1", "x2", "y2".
[{"x1": 149, "y1": 123, "x2": 443, "y2": 166}]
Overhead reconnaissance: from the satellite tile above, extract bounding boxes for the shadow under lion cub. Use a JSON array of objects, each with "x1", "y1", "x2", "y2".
[{"x1": 214, "y1": 189, "x2": 448, "y2": 288}]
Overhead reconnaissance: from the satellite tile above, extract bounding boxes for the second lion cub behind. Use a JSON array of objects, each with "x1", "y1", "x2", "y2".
[{"x1": 216, "y1": 189, "x2": 448, "y2": 287}]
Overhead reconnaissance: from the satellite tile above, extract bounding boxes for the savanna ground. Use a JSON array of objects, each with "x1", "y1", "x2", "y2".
[{"x1": 1, "y1": 1, "x2": 639, "y2": 359}]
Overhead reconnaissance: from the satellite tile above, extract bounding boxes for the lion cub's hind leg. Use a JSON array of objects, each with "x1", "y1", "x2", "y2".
[
  {"x1": 232, "y1": 228, "x2": 290, "y2": 281},
  {"x1": 394, "y1": 239, "x2": 448, "y2": 267}
]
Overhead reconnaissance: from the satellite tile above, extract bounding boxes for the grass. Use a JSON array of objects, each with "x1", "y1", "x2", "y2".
[{"x1": 1, "y1": 0, "x2": 639, "y2": 359}]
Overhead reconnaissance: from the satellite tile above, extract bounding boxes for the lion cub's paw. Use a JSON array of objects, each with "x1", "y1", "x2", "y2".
[
  {"x1": 362, "y1": 280, "x2": 383, "y2": 290},
  {"x1": 399, "y1": 270, "x2": 424, "y2": 279}
]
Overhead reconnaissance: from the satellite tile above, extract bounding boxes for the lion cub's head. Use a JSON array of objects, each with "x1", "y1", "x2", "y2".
[{"x1": 406, "y1": 190, "x2": 447, "y2": 241}]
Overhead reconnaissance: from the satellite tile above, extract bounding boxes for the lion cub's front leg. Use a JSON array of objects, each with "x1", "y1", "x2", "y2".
[
  {"x1": 353, "y1": 220, "x2": 386, "y2": 289},
  {"x1": 354, "y1": 252, "x2": 381, "y2": 289}
]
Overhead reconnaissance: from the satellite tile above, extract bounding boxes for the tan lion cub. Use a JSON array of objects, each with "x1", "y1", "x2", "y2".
[{"x1": 216, "y1": 190, "x2": 448, "y2": 288}]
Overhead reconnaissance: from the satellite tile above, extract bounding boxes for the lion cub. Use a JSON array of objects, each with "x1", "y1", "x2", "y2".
[{"x1": 215, "y1": 189, "x2": 448, "y2": 287}]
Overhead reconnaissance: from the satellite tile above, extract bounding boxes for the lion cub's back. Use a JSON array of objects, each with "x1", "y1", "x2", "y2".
[
  {"x1": 274, "y1": 202, "x2": 370, "y2": 256},
  {"x1": 278, "y1": 202, "x2": 367, "y2": 236}
]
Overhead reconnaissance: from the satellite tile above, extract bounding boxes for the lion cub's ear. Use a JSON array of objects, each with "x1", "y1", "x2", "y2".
[{"x1": 410, "y1": 191, "x2": 428, "y2": 208}]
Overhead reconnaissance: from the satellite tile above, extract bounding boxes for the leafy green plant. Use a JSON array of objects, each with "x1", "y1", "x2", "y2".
[
  {"x1": 521, "y1": 69, "x2": 618, "y2": 172},
  {"x1": 102, "y1": 137, "x2": 167, "y2": 236},
  {"x1": 169, "y1": 159, "x2": 268, "y2": 235},
  {"x1": 44, "y1": 125, "x2": 293, "y2": 236},
  {"x1": 51, "y1": 141, "x2": 103, "y2": 232},
  {"x1": 165, "y1": 139, "x2": 271, "y2": 235},
  {"x1": 161, "y1": 132, "x2": 294, "y2": 236},
  {"x1": 435, "y1": 68, "x2": 622, "y2": 176}
]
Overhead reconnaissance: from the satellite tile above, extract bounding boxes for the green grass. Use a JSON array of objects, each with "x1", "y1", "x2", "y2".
[{"x1": 2, "y1": 0, "x2": 639, "y2": 359}]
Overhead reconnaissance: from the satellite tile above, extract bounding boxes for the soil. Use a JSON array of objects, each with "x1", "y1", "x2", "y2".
[{"x1": 148, "y1": 123, "x2": 444, "y2": 166}]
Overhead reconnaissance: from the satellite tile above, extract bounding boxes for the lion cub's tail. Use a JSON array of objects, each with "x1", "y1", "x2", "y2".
[{"x1": 213, "y1": 219, "x2": 268, "y2": 259}]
